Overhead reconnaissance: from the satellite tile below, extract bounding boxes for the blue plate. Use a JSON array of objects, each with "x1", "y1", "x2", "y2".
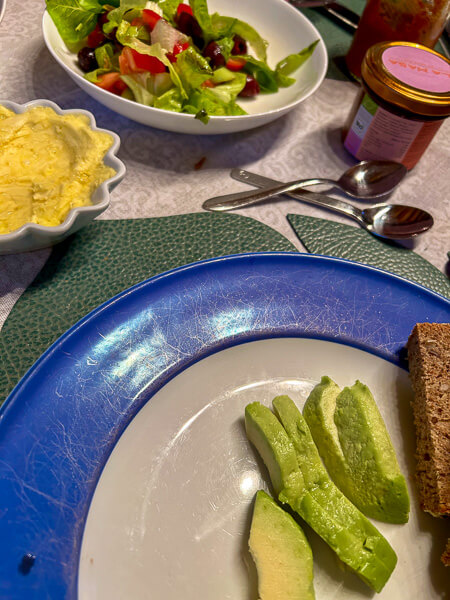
[{"x1": 0, "y1": 252, "x2": 449, "y2": 598}]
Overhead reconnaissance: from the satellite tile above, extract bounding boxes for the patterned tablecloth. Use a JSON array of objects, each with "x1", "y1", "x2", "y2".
[{"x1": 1, "y1": 0, "x2": 449, "y2": 329}]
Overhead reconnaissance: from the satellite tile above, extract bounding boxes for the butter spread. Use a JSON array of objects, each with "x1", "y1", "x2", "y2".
[{"x1": 0, "y1": 105, "x2": 116, "y2": 234}]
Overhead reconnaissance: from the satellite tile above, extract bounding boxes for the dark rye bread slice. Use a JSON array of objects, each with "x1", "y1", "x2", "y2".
[
  {"x1": 407, "y1": 323, "x2": 450, "y2": 518},
  {"x1": 442, "y1": 538, "x2": 450, "y2": 567}
]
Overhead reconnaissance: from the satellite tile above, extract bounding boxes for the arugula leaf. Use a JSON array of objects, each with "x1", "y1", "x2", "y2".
[
  {"x1": 275, "y1": 39, "x2": 319, "y2": 76},
  {"x1": 46, "y1": 0, "x2": 104, "y2": 44},
  {"x1": 236, "y1": 55, "x2": 278, "y2": 93},
  {"x1": 210, "y1": 14, "x2": 268, "y2": 61}
]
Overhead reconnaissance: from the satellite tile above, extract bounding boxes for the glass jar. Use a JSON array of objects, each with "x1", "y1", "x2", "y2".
[
  {"x1": 343, "y1": 41, "x2": 450, "y2": 170},
  {"x1": 345, "y1": 0, "x2": 450, "y2": 80}
]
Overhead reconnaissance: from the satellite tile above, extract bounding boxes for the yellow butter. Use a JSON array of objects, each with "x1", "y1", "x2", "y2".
[{"x1": 0, "y1": 106, "x2": 116, "y2": 234}]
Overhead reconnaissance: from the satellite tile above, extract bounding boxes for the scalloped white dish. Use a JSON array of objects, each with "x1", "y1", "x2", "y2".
[
  {"x1": 0, "y1": 99, "x2": 126, "y2": 254},
  {"x1": 42, "y1": 0, "x2": 328, "y2": 135}
]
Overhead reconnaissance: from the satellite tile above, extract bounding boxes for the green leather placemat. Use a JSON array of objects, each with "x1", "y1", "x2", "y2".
[
  {"x1": 300, "y1": 0, "x2": 360, "y2": 81},
  {"x1": 288, "y1": 214, "x2": 450, "y2": 299},
  {"x1": 0, "y1": 213, "x2": 296, "y2": 405}
]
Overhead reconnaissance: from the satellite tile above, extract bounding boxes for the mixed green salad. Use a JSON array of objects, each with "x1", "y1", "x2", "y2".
[{"x1": 46, "y1": 0, "x2": 319, "y2": 122}]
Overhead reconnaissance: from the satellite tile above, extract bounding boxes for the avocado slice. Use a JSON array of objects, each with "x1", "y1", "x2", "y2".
[
  {"x1": 245, "y1": 400, "x2": 397, "y2": 593},
  {"x1": 249, "y1": 490, "x2": 315, "y2": 600},
  {"x1": 303, "y1": 377, "x2": 410, "y2": 524},
  {"x1": 244, "y1": 400, "x2": 304, "y2": 505}
]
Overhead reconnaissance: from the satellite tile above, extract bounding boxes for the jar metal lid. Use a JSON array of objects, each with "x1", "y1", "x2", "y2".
[{"x1": 362, "y1": 42, "x2": 450, "y2": 117}]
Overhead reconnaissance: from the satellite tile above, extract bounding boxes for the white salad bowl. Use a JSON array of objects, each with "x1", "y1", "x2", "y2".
[
  {"x1": 42, "y1": 0, "x2": 328, "y2": 135},
  {"x1": 0, "y1": 0, "x2": 6, "y2": 25},
  {"x1": 0, "y1": 99, "x2": 126, "y2": 255}
]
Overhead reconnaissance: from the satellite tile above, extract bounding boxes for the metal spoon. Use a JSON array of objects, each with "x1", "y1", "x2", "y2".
[
  {"x1": 204, "y1": 161, "x2": 407, "y2": 212},
  {"x1": 203, "y1": 169, "x2": 433, "y2": 239}
]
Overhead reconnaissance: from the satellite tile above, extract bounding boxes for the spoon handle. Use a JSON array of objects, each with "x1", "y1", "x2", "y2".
[
  {"x1": 208, "y1": 168, "x2": 363, "y2": 224},
  {"x1": 203, "y1": 176, "x2": 327, "y2": 211}
]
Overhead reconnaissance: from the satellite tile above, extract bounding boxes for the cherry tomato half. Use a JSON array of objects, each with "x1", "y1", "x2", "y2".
[
  {"x1": 87, "y1": 24, "x2": 106, "y2": 48},
  {"x1": 142, "y1": 9, "x2": 162, "y2": 30},
  {"x1": 176, "y1": 3, "x2": 193, "y2": 16},
  {"x1": 95, "y1": 72, "x2": 128, "y2": 95},
  {"x1": 226, "y1": 57, "x2": 246, "y2": 71}
]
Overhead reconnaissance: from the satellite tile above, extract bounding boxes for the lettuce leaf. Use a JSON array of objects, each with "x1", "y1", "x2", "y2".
[
  {"x1": 104, "y1": 0, "x2": 147, "y2": 33},
  {"x1": 208, "y1": 73, "x2": 246, "y2": 105},
  {"x1": 120, "y1": 73, "x2": 155, "y2": 105},
  {"x1": 214, "y1": 36, "x2": 234, "y2": 62},
  {"x1": 210, "y1": 14, "x2": 268, "y2": 61},
  {"x1": 116, "y1": 21, "x2": 170, "y2": 65},
  {"x1": 94, "y1": 42, "x2": 116, "y2": 69},
  {"x1": 174, "y1": 46, "x2": 212, "y2": 93},
  {"x1": 84, "y1": 67, "x2": 112, "y2": 82},
  {"x1": 189, "y1": 0, "x2": 213, "y2": 41},
  {"x1": 116, "y1": 21, "x2": 188, "y2": 98},
  {"x1": 154, "y1": 87, "x2": 184, "y2": 111},
  {"x1": 46, "y1": 0, "x2": 104, "y2": 44},
  {"x1": 210, "y1": 66, "x2": 237, "y2": 84},
  {"x1": 184, "y1": 87, "x2": 246, "y2": 118},
  {"x1": 154, "y1": 0, "x2": 180, "y2": 24}
]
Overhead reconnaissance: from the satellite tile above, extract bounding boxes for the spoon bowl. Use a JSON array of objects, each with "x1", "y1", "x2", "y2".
[
  {"x1": 203, "y1": 161, "x2": 407, "y2": 212},
  {"x1": 335, "y1": 160, "x2": 407, "y2": 199},
  {"x1": 203, "y1": 168, "x2": 433, "y2": 240},
  {"x1": 362, "y1": 203, "x2": 434, "y2": 239}
]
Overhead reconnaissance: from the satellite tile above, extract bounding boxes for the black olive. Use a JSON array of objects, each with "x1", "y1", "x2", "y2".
[
  {"x1": 176, "y1": 12, "x2": 204, "y2": 49},
  {"x1": 202, "y1": 41, "x2": 225, "y2": 69},
  {"x1": 231, "y1": 34, "x2": 247, "y2": 55},
  {"x1": 98, "y1": 11, "x2": 117, "y2": 41},
  {"x1": 238, "y1": 75, "x2": 260, "y2": 97},
  {"x1": 78, "y1": 47, "x2": 98, "y2": 73}
]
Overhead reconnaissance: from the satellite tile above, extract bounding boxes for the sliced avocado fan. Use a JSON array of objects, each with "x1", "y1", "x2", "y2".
[
  {"x1": 303, "y1": 376, "x2": 410, "y2": 524},
  {"x1": 249, "y1": 490, "x2": 315, "y2": 600},
  {"x1": 245, "y1": 399, "x2": 397, "y2": 593}
]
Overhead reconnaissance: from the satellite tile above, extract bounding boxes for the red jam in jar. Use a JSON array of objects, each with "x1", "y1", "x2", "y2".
[
  {"x1": 345, "y1": 0, "x2": 450, "y2": 80},
  {"x1": 343, "y1": 42, "x2": 450, "y2": 170}
]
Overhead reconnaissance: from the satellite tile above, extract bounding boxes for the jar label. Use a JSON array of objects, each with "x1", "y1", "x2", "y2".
[
  {"x1": 343, "y1": 94, "x2": 444, "y2": 169},
  {"x1": 382, "y1": 46, "x2": 450, "y2": 93}
]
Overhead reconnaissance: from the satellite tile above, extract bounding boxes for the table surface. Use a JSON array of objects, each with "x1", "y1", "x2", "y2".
[{"x1": 0, "y1": 0, "x2": 449, "y2": 330}]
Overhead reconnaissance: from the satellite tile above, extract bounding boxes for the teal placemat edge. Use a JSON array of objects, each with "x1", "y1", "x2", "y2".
[
  {"x1": 0, "y1": 213, "x2": 297, "y2": 405},
  {"x1": 288, "y1": 214, "x2": 450, "y2": 299}
]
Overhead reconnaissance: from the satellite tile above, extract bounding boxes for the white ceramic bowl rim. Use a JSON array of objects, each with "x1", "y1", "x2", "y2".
[
  {"x1": 0, "y1": 0, "x2": 6, "y2": 25},
  {"x1": 42, "y1": 0, "x2": 328, "y2": 134},
  {"x1": 0, "y1": 98, "x2": 126, "y2": 242}
]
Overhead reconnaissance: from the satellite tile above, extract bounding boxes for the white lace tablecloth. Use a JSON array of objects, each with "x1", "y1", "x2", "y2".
[{"x1": 1, "y1": 0, "x2": 449, "y2": 329}]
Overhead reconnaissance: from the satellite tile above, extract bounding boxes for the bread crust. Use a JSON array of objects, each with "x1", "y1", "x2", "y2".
[
  {"x1": 407, "y1": 323, "x2": 450, "y2": 517},
  {"x1": 442, "y1": 538, "x2": 450, "y2": 567}
]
